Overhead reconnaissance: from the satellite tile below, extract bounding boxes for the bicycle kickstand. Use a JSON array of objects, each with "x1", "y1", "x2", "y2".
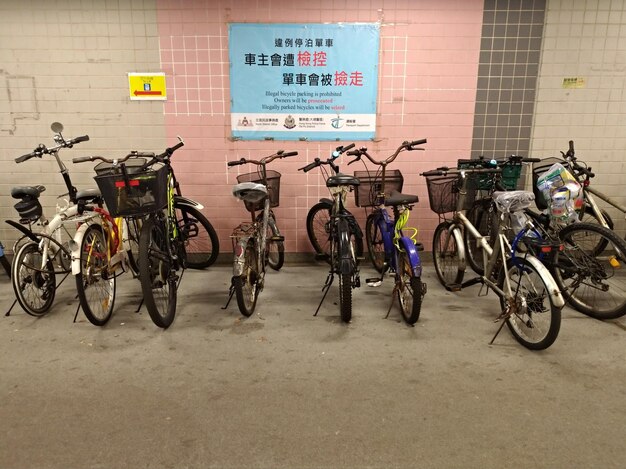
[
  {"x1": 314, "y1": 272, "x2": 335, "y2": 317},
  {"x1": 5, "y1": 298, "x2": 18, "y2": 317},
  {"x1": 489, "y1": 305, "x2": 512, "y2": 345},
  {"x1": 222, "y1": 279, "x2": 236, "y2": 310},
  {"x1": 384, "y1": 283, "x2": 400, "y2": 320}
]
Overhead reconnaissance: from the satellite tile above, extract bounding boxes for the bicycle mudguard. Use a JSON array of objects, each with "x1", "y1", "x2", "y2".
[
  {"x1": 338, "y1": 218, "x2": 355, "y2": 275},
  {"x1": 70, "y1": 221, "x2": 93, "y2": 275},
  {"x1": 318, "y1": 197, "x2": 332, "y2": 206},
  {"x1": 232, "y1": 235, "x2": 254, "y2": 277},
  {"x1": 523, "y1": 256, "x2": 565, "y2": 309},
  {"x1": 5, "y1": 220, "x2": 40, "y2": 243},
  {"x1": 397, "y1": 236, "x2": 422, "y2": 277},
  {"x1": 173, "y1": 195, "x2": 204, "y2": 210}
]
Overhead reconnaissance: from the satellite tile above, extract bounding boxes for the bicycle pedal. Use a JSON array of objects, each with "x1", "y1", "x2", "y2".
[
  {"x1": 447, "y1": 283, "x2": 462, "y2": 292},
  {"x1": 366, "y1": 278, "x2": 382, "y2": 287},
  {"x1": 270, "y1": 235, "x2": 285, "y2": 242}
]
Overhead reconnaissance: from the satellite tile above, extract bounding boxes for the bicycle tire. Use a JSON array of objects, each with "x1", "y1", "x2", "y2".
[
  {"x1": 432, "y1": 222, "x2": 465, "y2": 288},
  {"x1": 124, "y1": 218, "x2": 142, "y2": 275},
  {"x1": 338, "y1": 272, "x2": 352, "y2": 323},
  {"x1": 464, "y1": 199, "x2": 497, "y2": 275},
  {"x1": 11, "y1": 242, "x2": 56, "y2": 316},
  {"x1": 139, "y1": 216, "x2": 177, "y2": 328},
  {"x1": 306, "y1": 202, "x2": 332, "y2": 258},
  {"x1": 365, "y1": 212, "x2": 386, "y2": 273},
  {"x1": 75, "y1": 224, "x2": 115, "y2": 326},
  {"x1": 176, "y1": 203, "x2": 219, "y2": 269},
  {"x1": 397, "y1": 251, "x2": 422, "y2": 325},
  {"x1": 234, "y1": 239, "x2": 259, "y2": 317},
  {"x1": 336, "y1": 217, "x2": 357, "y2": 323},
  {"x1": 498, "y1": 257, "x2": 561, "y2": 350},
  {"x1": 258, "y1": 211, "x2": 284, "y2": 271},
  {"x1": 554, "y1": 222, "x2": 626, "y2": 320}
]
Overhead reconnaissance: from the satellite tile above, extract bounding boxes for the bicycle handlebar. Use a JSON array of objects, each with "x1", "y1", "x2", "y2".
[
  {"x1": 348, "y1": 139, "x2": 427, "y2": 167},
  {"x1": 227, "y1": 150, "x2": 299, "y2": 168},
  {"x1": 16, "y1": 133, "x2": 90, "y2": 163},
  {"x1": 421, "y1": 167, "x2": 502, "y2": 177}
]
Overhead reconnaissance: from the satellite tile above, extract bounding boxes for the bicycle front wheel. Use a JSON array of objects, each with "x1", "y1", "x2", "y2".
[
  {"x1": 499, "y1": 257, "x2": 561, "y2": 350},
  {"x1": 365, "y1": 212, "x2": 386, "y2": 273},
  {"x1": 432, "y1": 222, "x2": 465, "y2": 288},
  {"x1": 554, "y1": 222, "x2": 626, "y2": 320},
  {"x1": 397, "y1": 251, "x2": 422, "y2": 325},
  {"x1": 176, "y1": 203, "x2": 219, "y2": 269},
  {"x1": 76, "y1": 224, "x2": 116, "y2": 326},
  {"x1": 234, "y1": 239, "x2": 259, "y2": 317},
  {"x1": 11, "y1": 242, "x2": 56, "y2": 316},
  {"x1": 124, "y1": 217, "x2": 142, "y2": 275},
  {"x1": 139, "y1": 216, "x2": 177, "y2": 328}
]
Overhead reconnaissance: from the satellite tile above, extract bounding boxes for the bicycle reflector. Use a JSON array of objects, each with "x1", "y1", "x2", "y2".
[{"x1": 115, "y1": 179, "x2": 140, "y2": 188}]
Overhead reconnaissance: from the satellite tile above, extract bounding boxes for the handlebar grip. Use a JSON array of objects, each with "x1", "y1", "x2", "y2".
[
  {"x1": 169, "y1": 141, "x2": 185, "y2": 153},
  {"x1": 409, "y1": 138, "x2": 427, "y2": 146},
  {"x1": 15, "y1": 152, "x2": 36, "y2": 163},
  {"x1": 569, "y1": 140, "x2": 574, "y2": 152},
  {"x1": 299, "y1": 161, "x2": 319, "y2": 172},
  {"x1": 421, "y1": 169, "x2": 445, "y2": 177},
  {"x1": 342, "y1": 143, "x2": 356, "y2": 153},
  {"x1": 72, "y1": 135, "x2": 90, "y2": 144},
  {"x1": 523, "y1": 158, "x2": 542, "y2": 163},
  {"x1": 346, "y1": 150, "x2": 361, "y2": 156},
  {"x1": 72, "y1": 156, "x2": 94, "y2": 163},
  {"x1": 282, "y1": 151, "x2": 298, "y2": 157},
  {"x1": 227, "y1": 159, "x2": 245, "y2": 167}
]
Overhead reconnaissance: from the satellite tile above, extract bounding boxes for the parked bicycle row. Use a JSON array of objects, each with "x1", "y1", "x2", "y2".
[{"x1": 4, "y1": 125, "x2": 625, "y2": 353}]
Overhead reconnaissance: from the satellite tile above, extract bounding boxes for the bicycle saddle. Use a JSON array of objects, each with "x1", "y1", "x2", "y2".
[
  {"x1": 233, "y1": 182, "x2": 267, "y2": 203},
  {"x1": 11, "y1": 185, "x2": 46, "y2": 199},
  {"x1": 385, "y1": 190, "x2": 418, "y2": 206},
  {"x1": 326, "y1": 173, "x2": 360, "y2": 187},
  {"x1": 75, "y1": 188, "x2": 102, "y2": 202},
  {"x1": 493, "y1": 190, "x2": 535, "y2": 213}
]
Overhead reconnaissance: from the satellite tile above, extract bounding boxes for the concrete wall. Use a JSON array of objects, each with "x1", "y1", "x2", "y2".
[{"x1": 531, "y1": 0, "x2": 626, "y2": 232}]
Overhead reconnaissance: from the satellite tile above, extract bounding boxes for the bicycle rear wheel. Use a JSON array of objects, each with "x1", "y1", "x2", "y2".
[
  {"x1": 554, "y1": 222, "x2": 626, "y2": 319},
  {"x1": 175, "y1": 203, "x2": 219, "y2": 269},
  {"x1": 139, "y1": 216, "x2": 177, "y2": 328},
  {"x1": 11, "y1": 242, "x2": 56, "y2": 316},
  {"x1": 234, "y1": 239, "x2": 259, "y2": 316},
  {"x1": 76, "y1": 224, "x2": 115, "y2": 326},
  {"x1": 306, "y1": 202, "x2": 332, "y2": 259},
  {"x1": 498, "y1": 257, "x2": 561, "y2": 350},
  {"x1": 432, "y1": 221, "x2": 465, "y2": 288},
  {"x1": 124, "y1": 217, "x2": 142, "y2": 275},
  {"x1": 397, "y1": 251, "x2": 422, "y2": 325},
  {"x1": 464, "y1": 199, "x2": 497, "y2": 275}
]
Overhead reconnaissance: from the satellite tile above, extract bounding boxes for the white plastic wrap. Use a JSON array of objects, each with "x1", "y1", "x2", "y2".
[{"x1": 493, "y1": 191, "x2": 535, "y2": 234}]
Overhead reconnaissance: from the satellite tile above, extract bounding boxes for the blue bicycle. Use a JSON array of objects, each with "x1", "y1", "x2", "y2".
[{"x1": 348, "y1": 140, "x2": 427, "y2": 325}]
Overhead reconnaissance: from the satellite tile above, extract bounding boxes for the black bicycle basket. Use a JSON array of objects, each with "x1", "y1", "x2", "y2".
[
  {"x1": 236, "y1": 169, "x2": 281, "y2": 212},
  {"x1": 424, "y1": 171, "x2": 481, "y2": 214},
  {"x1": 94, "y1": 160, "x2": 168, "y2": 217},
  {"x1": 353, "y1": 169, "x2": 403, "y2": 207}
]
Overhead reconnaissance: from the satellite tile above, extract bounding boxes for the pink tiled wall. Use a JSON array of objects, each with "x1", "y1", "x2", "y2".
[{"x1": 156, "y1": 0, "x2": 483, "y2": 252}]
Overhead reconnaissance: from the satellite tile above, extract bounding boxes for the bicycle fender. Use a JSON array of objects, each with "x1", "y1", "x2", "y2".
[
  {"x1": 174, "y1": 195, "x2": 204, "y2": 211},
  {"x1": 5, "y1": 220, "x2": 40, "y2": 243},
  {"x1": 232, "y1": 236, "x2": 253, "y2": 277},
  {"x1": 525, "y1": 255, "x2": 565, "y2": 309},
  {"x1": 398, "y1": 236, "x2": 422, "y2": 277},
  {"x1": 71, "y1": 222, "x2": 92, "y2": 275},
  {"x1": 338, "y1": 219, "x2": 354, "y2": 275},
  {"x1": 318, "y1": 198, "x2": 333, "y2": 206}
]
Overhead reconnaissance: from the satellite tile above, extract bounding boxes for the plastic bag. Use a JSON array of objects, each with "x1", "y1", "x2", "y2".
[{"x1": 536, "y1": 163, "x2": 583, "y2": 224}]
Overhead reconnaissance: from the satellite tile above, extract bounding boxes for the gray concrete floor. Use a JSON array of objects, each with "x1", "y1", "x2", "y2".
[{"x1": 0, "y1": 261, "x2": 625, "y2": 469}]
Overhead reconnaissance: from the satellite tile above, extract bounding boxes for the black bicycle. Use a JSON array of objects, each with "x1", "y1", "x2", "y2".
[{"x1": 299, "y1": 144, "x2": 362, "y2": 322}]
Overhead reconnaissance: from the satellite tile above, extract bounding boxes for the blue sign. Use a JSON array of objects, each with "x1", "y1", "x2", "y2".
[{"x1": 229, "y1": 23, "x2": 380, "y2": 141}]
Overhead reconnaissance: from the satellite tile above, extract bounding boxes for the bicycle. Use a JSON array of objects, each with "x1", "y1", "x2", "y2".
[
  {"x1": 459, "y1": 153, "x2": 626, "y2": 321},
  {"x1": 224, "y1": 150, "x2": 298, "y2": 317},
  {"x1": 423, "y1": 166, "x2": 564, "y2": 350},
  {"x1": 299, "y1": 144, "x2": 361, "y2": 322},
  {"x1": 346, "y1": 139, "x2": 427, "y2": 325},
  {"x1": 77, "y1": 138, "x2": 216, "y2": 328},
  {"x1": 6, "y1": 123, "x2": 105, "y2": 317}
]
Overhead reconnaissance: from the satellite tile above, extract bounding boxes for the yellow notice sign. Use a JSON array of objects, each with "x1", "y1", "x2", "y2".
[
  {"x1": 562, "y1": 77, "x2": 586, "y2": 89},
  {"x1": 129, "y1": 73, "x2": 167, "y2": 100}
]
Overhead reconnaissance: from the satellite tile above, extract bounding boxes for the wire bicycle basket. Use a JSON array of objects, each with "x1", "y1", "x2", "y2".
[
  {"x1": 236, "y1": 169, "x2": 281, "y2": 212},
  {"x1": 353, "y1": 169, "x2": 403, "y2": 207},
  {"x1": 94, "y1": 159, "x2": 168, "y2": 217}
]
